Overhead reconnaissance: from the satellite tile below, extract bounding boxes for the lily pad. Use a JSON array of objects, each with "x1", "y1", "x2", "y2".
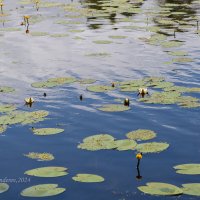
[
  {"x1": 0, "y1": 86, "x2": 15, "y2": 93},
  {"x1": 0, "y1": 104, "x2": 16, "y2": 113},
  {"x1": 126, "y1": 129, "x2": 156, "y2": 141},
  {"x1": 30, "y1": 32, "x2": 49, "y2": 37},
  {"x1": 98, "y1": 104, "x2": 130, "y2": 112},
  {"x1": 108, "y1": 35, "x2": 127, "y2": 39},
  {"x1": 174, "y1": 164, "x2": 200, "y2": 175},
  {"x1": 182, "y1": 183, "x2": 200, "y2": 196},
  {"x1": 0, "y1": 183, "x2": 9, "y2": 193},
  {"x1": 78, "y1": 134, "x2": 116, "y2": 151},
  {"x1": 93, "y1": 40, "x2": 113, "y2": 44},
  {"x1": 161, "y1": 41, "x2": 183, "y2": 48},
  {"x1": 21, "y1": 184, "x2": 65, "y2": 197},
  {"x1": 87, "y1": 85, "x2": 114, "y2": 92},
  {"x1": 136, "y1": 142, "x2": 169, "y2": 153},
  {"x1": 24, "y1": 152, "x2": 54, "y2": 161},
  {"x1": 172, "y1": 57, "x2": 193, "y2": 63},
  {"x1": 0, "y1": 110, "x2": 49, "y2": 125},
  {"x1": 32, "y1": 77, "x2": 76, "y2": 88},
  {"x1": 32, "y1": 128, "x2": 64, "y2": 136},
  {"x1": 114, "y1": 139, "x2": 137, "y2": 151},
  {"x1": 25, "y1": 167, "x2": 68, "y2": 177},
  {"x1": 138, "y1": 182, "x2": 183, "y2": 196},
  {"x1": 167, "y1": 51, "x2": 188, "y2": 56},
  {"x1": 78, "y1": 79, "x2": 96, "y2": 84},
  {"x1": 72, "y1": 174, "x2": 104, "y2": 183}
]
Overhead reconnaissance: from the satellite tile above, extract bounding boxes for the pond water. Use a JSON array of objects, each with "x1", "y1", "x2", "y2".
[{"x1": 0, "y1": 0, "x2": 200, "y2": 199}]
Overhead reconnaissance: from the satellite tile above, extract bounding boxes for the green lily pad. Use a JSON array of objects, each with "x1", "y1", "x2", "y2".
[
  {"x1": 114, "y1": 139, "x2": 137, "y2": 151},
  {"x1": 98, "y1": 104, "x2": 130, "y2": 112},
  {"x1": 0, "y1": 183, "x2": 9, "y2": 193},
  {"x1": 126, "y1": 129, "x2": 156, "y2": 141},
  {"x1": 72, "y1": 174, "x2": 104, "y2": 183},
  {"x1": 78, "y1": 79, "x2": 96, "y2": 84},
  {"x1": 32, "y1": 128, "x2": 64, "y2": 136},
  {"x1": 24, "y1": 152, "x2": 54, "y2": 161},
  {"x1": 108, "y1": 35, "x2": 127, "y2": 39},
  {"x1": 93, "y1": 40, "x2": 113, "y2": 44},
  {"x1": 161, "y1": 41, "x2": 183, "y2": 48},
  {"x1": 139, "y1": 91, "x2": 181, "y2": 104},
  {"x1": 32, "y1": 77, "x2": 76, "y2": 88},
  {"x1": 0, "y1": 27, "x2": 21, "y2": 32},
  {"x1": 149, "y1": 81, "x2": 174, "y2": 89},
  {"x1": 167, "y1": 51, "x2": 188, "y2": 56},
  {"x1": 174, "y1": 164, "x2": 200, "y2": 175},
  {"x1": 50, "y1": 33, "x2": 69, "y2": 37},
  {"x1": 136, "y1": 142, "x2": 169, "y2": 153},
  {"x1": 182, "y1": 183, "x2": 200, "y2": 196},
  {"x1": 138, "y1": 182, "x2": 183, "y2": 196},
  {"x1": 0, "y1": 86, "x2": 15, "y2": 93},
  {"x1": 0, "y1": 125, "x2": 7, "y2": 134},
  {"x1": 87, "y1": 85, "x2": 114, "y2": 92},
  {"x1": 78, "y1": 134, "x2": 116, "y2": 151},
  {"x1": 21, "y1": 184, "x2": 66, "y2": 197},
  {"x1": 0, "y1": 110, "x2": 49, "y2": 125},
  {"x1": 25, "y1": 167, "x2": 68, "y2": 177},
  {"x1": 172, "y1": 57, "x2": 193, "y2": 63},
  {"x1": 0, "y1": 104, "x2": 16, "y2": 113}
]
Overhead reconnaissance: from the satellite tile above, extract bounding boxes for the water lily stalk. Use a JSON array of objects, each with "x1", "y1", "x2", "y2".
[
  {"x1": 0, "y1": 3, "x2": 3, "y2": 14},
  {"x1": 124, "y1": 98, "x2": 130, "y2": 106},
  {"x1": 197, "y1": 20, "x2": 199, "y2": 31},
  {"x1": 35, "y1": 0, "x2": 39, "y2": 11},
  {"x1": 136, "y1": 165, "x2": 142, "y2": 179}
]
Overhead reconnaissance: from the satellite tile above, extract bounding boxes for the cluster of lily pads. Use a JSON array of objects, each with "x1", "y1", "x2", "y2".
[
  {"x1": 138, "y1": 164, "x2": 200, "y2": 196},
  {"x1": 78, "y1": 129, "x2": 169, "y2": 153}
]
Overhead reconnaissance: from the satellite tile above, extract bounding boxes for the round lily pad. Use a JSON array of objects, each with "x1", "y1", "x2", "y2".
[
  {"x1": 136, "y1": 142, "x2": 169, "y2": 153},
  {"x1": 172, "y1": 57, "x2": 193, "y2": 63},
  {"x1": 167, "y1": 51, "x2": 188, "y2": 56},
  {"x1": 98, "y1": 104, "x2": 130, "y2": 112},
  {"x1": 32, "y1": 128, "x2": 64, "y2": 136},
  {"x1": 93, "y1": 40, "x2": 113, "y2": 44},
  {"x1": 24, "y1": 167, "x2": 68, "y2": 177},
  {"x1": 78, "y1": 79, "x2": 96, "y2": 84},
  {"x1": 0, "y1": 183, "x2": 9, "y2": 193},
  {"x1": 0, "y1": 86, "x2": 15, "y2": 93},
  {"x1": 182, "y1": 183, "x2": 200, "y2": 196},
  {"x1": 114, "y1": 139, "x2": 137, "y2": 151},
  {"x1": 87, "y1": 85, "x2": 114, "y2": 92},
  {"x1": 78, "y1": 134, "x2": 116, "y2": 151},
  {"x1": 24, "y1": 152, "x2": 54, "y2": 161},
  {"x1": 31, "y1": 77, "x2": 76, "y2": 88},
  {"x1": 72, "y1": 174, "x2": 104, "y2": 183},
  {"x1": 138, "y1": 182, "x2": 183, "y2": 196},
  {"x1": 126, "y1": 129, "x2": 156, "y2": 141},
  {"x1": 161, "y1": 41, "x2": 183, "y2": 48},
  {"x1": 174, "y1": 164, "x2": 200, "y2": 175},
  {"x1": 21, "y1": 184, "x2": 66, "y2": 197}
]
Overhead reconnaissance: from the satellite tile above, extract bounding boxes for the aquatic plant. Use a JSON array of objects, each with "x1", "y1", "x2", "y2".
[
  {"x1": 136, "y1": 142, "x2": 169, "y2": 153},
  {"x1": 98, "y1": 104, "x2": 130, "y2": 112},
  {"x1": 32, "y1": 128, "x2": 64, "y2": 136},
  {"x1": 174, "y1": 164, "x2": 200, "y2": 175},
  {"x1": 72, "y1": 174, "x2": 104, "y2": 183},
  {"x1": 126, "y1": 129, "x2": 156, "y2": 141},
  {"x1": 21, "y1": 184, "x2": 66, "y2": 197},
  {"x1": 24, "y1": 152, "x2": 54, "y2": 161}
]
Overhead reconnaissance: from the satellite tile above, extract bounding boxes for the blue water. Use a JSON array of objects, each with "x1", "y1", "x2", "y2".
[{"x1": 0, "y1": 0, "x2": 200, "y2": 199}]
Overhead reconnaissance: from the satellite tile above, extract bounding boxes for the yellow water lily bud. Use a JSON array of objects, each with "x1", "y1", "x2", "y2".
[{"x1": 136, "y1": 153, "x2": 143, "y2": 160}]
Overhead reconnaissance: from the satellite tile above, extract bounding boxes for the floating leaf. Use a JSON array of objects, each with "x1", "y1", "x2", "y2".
[
  {"x1": 93, "y1": 40, "x2": 113, "y2": 44},
  {"x1": 30, "y1": 32, "x2": 49, "y2": 36},
  {"x1": 126, "y1": 129, "x2": 156, "y2": 141},
  {"x1": 78, "y1": 79, "x2": 96, "y2": 84},
  {"x1": 108, "y1": 35, "x2": 127, "y2": 39},
  {"x1": 149, "y1": 82, "x2": 174, "y2": 89},
  {"x1": 25, "y1": 167, "x2": 68, "y2": 177},
  {"x1": 136, "y1": 142, "x2": 169, "y2": 153},
  {"x1": 0, "y1": 86, "x2": 15, "y2": 93},
  {"x1": 172, "y1": 57, "x2": 193, "y2": 63},
  {"x1": 50, "y1": 33, "x2": 69, "y2": 37},
  {"x1": 114, "y1": 139, "x2": 137, "y2": 151},
  {"x1": 167, "y1": 51, "x2": 188, "y2": 56},
  {"x1": 98, "y1": 104, "x2": 130, "y2": 112},
  {"x1": 24, "y1": 152, "x2": 54, "y2": 161},
  {"x1": 72, "y1": 174, "x2": 104, "y2": 183},
  {"x1": 0, "y1": 183, "x2": 9, "y2": 193},
  {"x1": 0, "y1": 104, "x2": 16, "y2": 113},
  {"x1": 182, "y1": 183, "x2": 200, "y2": 196},
  {"x1": 174, "y1": 164, "x2": 200, "y2": 175},
  {"x1": 78, "y1": 134, "x2": 116, "y2": 151},
  {"x1": 138, "y1": 182, "x2": 183, "y2": 196},
  {"x1": 32, "y1": 77, "x2": 76, "y2": 88},
  {"x1": 21, "y1": 184, "x2": 65, "y2": 197},
  {"x1": 87, "y1": 85, "x2": 114, "y2": 92},
  {"x1": 161, "y1": 41, "x2": 183, "y2": 48},
  {"x1": 32, "y1": 128, "x2": 64, "y2": 136},
  {"x1": 0, "y1": 110, "x2": 49, "y2": 125}
]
